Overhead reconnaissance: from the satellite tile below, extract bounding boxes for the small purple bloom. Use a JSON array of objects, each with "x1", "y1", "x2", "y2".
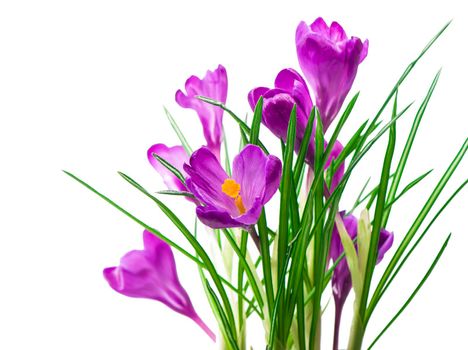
[
  {"x1": 103, "y1": 230, "x2": 215, "y2": 341},
  {"x1": 184, "y1": 145, "x2": 282, "y2": 229},
  {"x1": 329, "y1": 212, "x2": 393, "y2": 349},
  {"x1": 147, "y1": 144, "x2": 189, "y2": 192},
  {"x1": 176, "y1": 65, "x2": 228, "y2": 160},
  {"x1": 296, "y1": 17, "x2": 368, "y2": 131}
]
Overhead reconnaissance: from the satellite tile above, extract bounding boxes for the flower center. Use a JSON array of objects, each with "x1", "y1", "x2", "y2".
[{"x1": 221, "y1": 178, "x2": 246, "y2": 215}]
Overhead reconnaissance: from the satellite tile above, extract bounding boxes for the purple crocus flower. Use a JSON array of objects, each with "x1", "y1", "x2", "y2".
[
  {"x1": 184, "y1": 144, "x2": 282, "y2": 229},
  {"x1": 296, "y1": 17, "x2": 368, "y2": 131},
  {"x1": 176, "y1": 65, "x2": 227, "y2": 160},
  {"x1": 248, "y1": 68, "x2": 315, "y2": 164},
  {"x1": 329, "y1": 212, "x2": 393, "y2": 350},
  {"x1": 248, "y1": 69, "x2": 344, "y2": 192},
  {"x1": 103, "y1": 230, "x2": 215, "y2": 341},
  {"x1": 147, "y1": 143, "x2": 189, "y2": 192}
]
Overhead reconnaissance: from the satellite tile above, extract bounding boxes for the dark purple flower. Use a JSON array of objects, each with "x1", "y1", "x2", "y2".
[
  {"x1": 176, "y1": 65, "x2": 227, "y2": 160},
  {"x1": 248, "y1": 68, "x2": 315, "y2": 164},
  {"x1": 147, "y1": 144, "x2": 189, "y2": 192},
  {"x1": 184, "y1": 145, "x2": 282, "y2": 229},
  {"x1": 248, "y1": 70, "x2": 344, "y2": 192},
  {"x1": 296, "y1": 17, "x2": 368, "y2": 131},
  {"x1": 329, "y1": 212, "x2": 393, "y2": 349},
  {"x1": 103, "y1": 230, "x2": 215, "y2": 341}
]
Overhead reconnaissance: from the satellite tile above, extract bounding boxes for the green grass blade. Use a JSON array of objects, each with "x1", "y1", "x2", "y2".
[
  {"x1": 293, "y1": 108, "x2": 315, "y2": 189},
  {"x1": 258, "y1": 209, "x2": 274, "y2": 319},
  {"x1": 223, "y1": 229, "x2": 265, "y2": 317},
  {"x1": 367, "y1": 234, "x2": 451, "y2": 350},
  {"x1": 382, "y1": 71, "x2": 441, "y2": 227},
  {"x1": 374, "y1": 179, "x2": 467, "y2": 307},
  {"x1": 367, "y1": 138, "x2": 467, "y2": 323},
  {"x1": 359, "y1": 113, "x2": 396, "y2": 323},
  {"x1": 250, "y1": 97, "x2": 263, "y2": 145},
  {"x1": 163, "y1": 106, "x2": 193, "y2": 154},
  {"x1": 152, "y1": 154, "x2": 186, "y2": 185},
  {"x1": 383, "y1": 169, "x2": 433, "y2": 211},
  {"x1": 156, "y1": 190, "x2": 195, "y2": 198},
  {"x1": 63, "y1": 171, "x2": 201, "y2": 264},
  {"x1": 275, "y1": 104, "x2": 297, "y2": 345},
  {"x1": 366, "y1": 21, "x2": 450, "y2": 135}
]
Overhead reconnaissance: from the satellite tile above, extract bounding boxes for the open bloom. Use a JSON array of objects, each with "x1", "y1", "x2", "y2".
[
  {"x1": 184, "y1": 145, "x2": 282, "y2": 228},
  {"x1": 329, "y1": 212, "x2": 393, "y2": 332},
  {"x1": 176, "y1": 65, "x2": 227, "y2": 160},
  {"x1": 147, "y1": 143, "x2": 189, "y2": 192},
  {"x1": 296, "y1": 17, "x2": 368, "y2": 131},
  {"x1": 103, "y1": 230, "x2": 215, "y2": 341}
]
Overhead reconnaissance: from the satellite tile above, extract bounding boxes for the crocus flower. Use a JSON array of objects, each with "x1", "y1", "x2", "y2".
[
  {"x1": 184, "y1": 144, "x2": 282, "y2": 229},
  {"x1": 296, "y1": 17, "x2": 368, "y2": 131},
  {"x1": 248, "y1": 69, "x2": 344, "y2": 192},
  {"x1": 103, "y1": 230, "x2": 215, "y2": 341},
  {"x1": 147, "y1": 143, "x2": 189, "y2": 192},
  {"x1": 176, "y1": 65, "x2": 227, "y2": 160},
  {"x1": 329, "y1": 212, "x2": 393, "y2": 350},
  {"x1": 248, "y1": 68, "x2": 315, "y2": 163}
]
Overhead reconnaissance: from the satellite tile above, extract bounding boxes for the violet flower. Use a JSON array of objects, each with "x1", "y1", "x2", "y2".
[
  {"x1": 329, "y1": 212, "x2": 393, "y2": 350},
  {"x1": 248, "y1": 69, "x2": 344, "y2": 191},
  {"x1": 147, "y1": 143, "x2": 189, "y2": 192},
  {"x1": 176, "y1": 65, "x2": 227, "y2": 160},
  {"x1": 103, "y1": 230, "x2": 215, "y2": 341},
  {"x1": 184, "y1": 144, "x2": 282, "y2": 229},
  {"x1": 296, "y1": 17, "x2": 368, "y2": 131},
  {"x1": 248, "y1": 68, "x2": 315, "y2": 163}
]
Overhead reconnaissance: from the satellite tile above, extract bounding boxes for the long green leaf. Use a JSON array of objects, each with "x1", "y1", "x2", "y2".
[
  {"x1": 367, "y1": 234, "x2": 451, "y2": 349},
  {"x1": 250, "y1": 97, "x2": 263, "y2": 145},
  {"x1": 163, "y1": 106, "x2": 193, "y2": 154},
  {"x1": 367, "y1": 138, "x2": 467, "y2": 323},
  {"x1": 382, "y1": 71, "x2": 441, "y2": 226}
]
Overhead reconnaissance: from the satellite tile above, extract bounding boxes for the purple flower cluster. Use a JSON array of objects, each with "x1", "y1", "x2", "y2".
[{"x1": 103, "y1": 17, "x2": 393, "y2": 346}]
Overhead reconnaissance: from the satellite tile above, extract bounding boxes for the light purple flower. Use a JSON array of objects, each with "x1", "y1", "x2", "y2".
[
  {"x1": 147, "y1": 144, "x2": 189, "y2": 192},
  {"x1": 103, "y1": 230, "x2": 215, "y2": 341},
  {"x1": 184, "y1": 145, "x2": 282, "y2": 229},
  {"x1": 176, "y1": 65, "x2": 227, "y2": 160},
  {"x1": 329, "y1": 212, "x2": 393, "y2": 349},
  {"x1": 296, "y1": 17, "x2": 368, "y2": 131}
]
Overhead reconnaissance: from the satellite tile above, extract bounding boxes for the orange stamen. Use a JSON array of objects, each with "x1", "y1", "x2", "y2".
[{"x1": 222, "y1": 178, "x2": 246, "y2": 215}]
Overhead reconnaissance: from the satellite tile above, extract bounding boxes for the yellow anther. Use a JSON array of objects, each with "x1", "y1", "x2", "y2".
[
  {"x1": 235, "y1": 195, "x2": 246, "y2": 215},
  {"x1": 222, "y1": 179, "x2": 241, "y2": 198},
  {"x1": 222, "y1": 178, "x2": 246, "y2": 215}
]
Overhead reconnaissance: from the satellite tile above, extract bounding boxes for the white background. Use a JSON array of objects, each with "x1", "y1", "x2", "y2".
[{"x1": 1, "y1": 0, "x2": 467, "y2": 349}]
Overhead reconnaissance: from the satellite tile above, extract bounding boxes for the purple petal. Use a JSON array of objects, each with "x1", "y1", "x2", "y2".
[
  {"x1": 175, "y1": 65, "x2": 227, "y2": 160},
  {"x1": 103, "y1": 230, "x2": 215, "y2": 341},
  {"x1": 187, "y1": 145, "x2": 281, "y2": 229},
  {"x1": 296, "y1": 18, "x2": 368, "y2": 132},
  {"x1": 325, "y1": 140, "x2": 345, "y2": 193},
  {"x1": 377, "y1": 228, "x2": 394, "y2": 263},
  {"x1": 147, "y1": 144, "x2": 188, "y2": 192},
  {"x1": 248, "y1": 87, "x2": 269, "y2": 111},
  {"x1": 184, "y1": 147, "x2": 237, "y2": 214},
  {"x1": 248, "y1": 70, "x2": 316, "y2": 165}
]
